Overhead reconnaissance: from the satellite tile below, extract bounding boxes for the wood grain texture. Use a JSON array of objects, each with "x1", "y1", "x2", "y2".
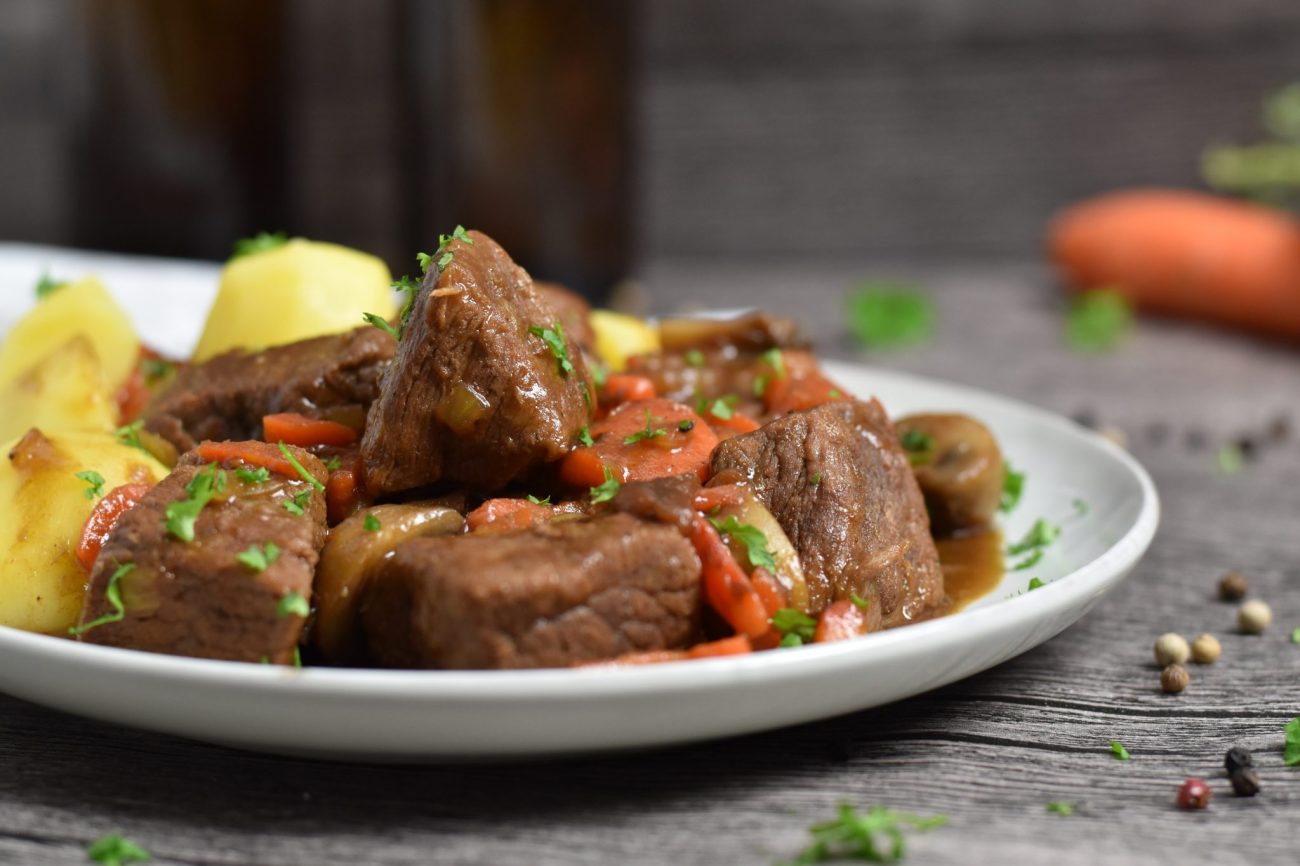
[{"x1": 2, "y1": 260, "x2": 1298, "y2": 864}]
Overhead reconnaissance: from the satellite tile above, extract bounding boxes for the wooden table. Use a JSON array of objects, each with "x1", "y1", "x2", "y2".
[{"x1": 2, "y1": 260, "x2": 1297, "y2": 865}]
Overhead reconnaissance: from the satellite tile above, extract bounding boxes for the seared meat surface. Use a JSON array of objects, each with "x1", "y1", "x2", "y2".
[
  {"x1": 360, "y1": 513, "x2": 701, "y2": 668},
  {"x1": 709, "y1": 399, "x2": 945, "y2": 627},
  {"x1": 75, "y1": 445, "x2": 328, "y2": 663},
  {"x1": 144, "y1": 327, "x2": 394, "y2": 453},
  {"x1": 361, "y1": 231, "x2": 594, "y2": 495}
]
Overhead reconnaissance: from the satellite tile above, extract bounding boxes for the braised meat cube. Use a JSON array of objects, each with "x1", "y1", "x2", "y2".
[
  {"x1": 144, "y1": 327, "x2": 395, "y2": 453},
  {"x1": 360, "y1": 513, "x2": 701, "y2": 669},
  {"x1": 74, "y1": 444, "x2": 328, "y2": 663},
  {"x1": 709, "y1": 398, "x2": 944, "y2": 628},
  {"x1": 360, "y1": 230, "x2": 595, "y2": 495}
]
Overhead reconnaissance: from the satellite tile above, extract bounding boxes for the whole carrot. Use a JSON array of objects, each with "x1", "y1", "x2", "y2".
[{"x1": 1048, "y1": 188, "x2": 1300, "y2": 340}]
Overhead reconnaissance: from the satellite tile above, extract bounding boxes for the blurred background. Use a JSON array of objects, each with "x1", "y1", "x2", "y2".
[{"x1": 2, "y1": 0, "x2": 1300, "y2": 300}]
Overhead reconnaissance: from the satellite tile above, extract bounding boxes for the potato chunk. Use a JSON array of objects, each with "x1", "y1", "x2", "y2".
[
  {"x1": 0, "y1": 276, "x2": 139, "y2": 392},
  {"x1": 193, "y1": 239, "x2": 395, "y2": 362},
  {"x1": 0, "y1": 429, "x2": 167, "y2": 635},
  {"x1": 589, "y1": 309, "x2": 661, "y2": 372},
  {"x1": 0, "y1": 336, "x2": 117, "y2": 443}
]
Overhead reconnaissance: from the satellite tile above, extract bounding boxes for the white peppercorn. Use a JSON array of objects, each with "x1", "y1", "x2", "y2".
[
  {"x1": 1238, "y1": 600, "x2": 1272, "y2": 634},
  {"x1": 1154, "y1": 632, "x2": 1190, "y2": 666},
  {"x1": 1191, "y1": 633, "x2": 1221, "y2": 664}
]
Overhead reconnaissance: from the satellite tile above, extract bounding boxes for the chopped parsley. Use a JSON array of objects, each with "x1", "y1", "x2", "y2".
[
  {"x1": 999, "y1": 464, "x2": 1025, "y2": 513},
  {"x1": 898, "y1": 428, "x2": 934, "y2": 466},
  {"x1": 416, "y1": 251, "x2": 433, "y2": 273},
  {"x1": 529, "y1": 322, "x2": 576, "y2": 378},
  {"x1": 784, "y1": 803, "x2": 947, "y2": 865},
  {"x1": 710, "y1": 516, "x2": 777, "y2": 571},
  {"x1": 761, "y1": 347, "x2": 786, "y2": 378},
  {"x1": 753, "y1": 375, "x2": 771, "y2": 398},
  {"x1": 1291, "y1": 627, "x2": 1300, "y2": 645},
  {"x1": 277, "y1": 442, "x2": 325, "y2": 490},
  {"x1": 164, "y1": 464, "x2": 225, "y2": 542},
  {"x1": 1217, "y1": 443, "x2": 1244, "y2": 475},
  {"x1": 292, "y1": 646, "x2": 303, "y2": 668},
  {"x1": 324, "y1": 455, "x2": 343, "y2": 472},
  {"x1": 1108, "y1": 739, "x2": 1131, "y2": 761},
  {"x1": 363, "y1": 513, "x2": 381, "y2": 532},
  {"x1": 589, "y1": 467, "x2": 621, "y2": 504},
  {"x1": 76, "y1": 470, "x2": 106, "y2": 500},
  {"x1": 231, "y1": 231, "x2": 288, "y2": 259},
  {"x1": 1007, "y1": 519, "x2": 1060, "y2": 572},
  {"x1": 577, "y1": 425, "x2": 595, "y2": 447},
  {"x1": 282, "y1": 489, "x2": 312, "y2": 516},
  {"x1": 68, "y1": 563, "x2": 135, "y2": 636},
  {"x1": 34, "y1": 272, "x2": 66, "y2": 299},
  {"x1": 437, "y1": 251, "x2": 454, "y2": 269},
  {"x1": 1013, "y1": 551, "x2": 1044, "y2": 572},
  {"x1": 1045, "y1": 802, "x2": 1074, "y2": 816},
  {"x1": 590, "y1": 360, "x2": 609, "y2": 390},
  {"x1": 771, "y1": 608, "x2": 818, "y2": 647},
  {"x1": 809, "y1": 472, "x2": 823, "y2": 486},
  {"x1": 114, "y1": 420, "x2": 148, "y2": 453},
  {"x1": 1066, "y1": 288, "x2": 1132, "y2": 353},
  {"x1": 141, "y1": 357, "x2": 175, "y2": 384},
  {"x1": 86, "y1": 832, "x2": 151, "y2": 866},
  {"x1": 237, "y1": 542, "x2": 281, "y2": 573},
  {"x1": 362, "y1": 312, "x2": 399, "y2": 339},
  {"x1": 851, "y1": 593, "x2": 870, "y2": 610},
  {"x1": 235, "y1": 465, "x2": 271, "y2": 485},
  {"x1": 684, "y1": 348, "x2": 705, "y2": 368},
  {"x1": 624, "y1": 409, "x2": 668, "y2": 445},
  {"x1": 277, "y1": 589, "x2": 309, "y2": 618},
  {"x1": 1028, "y1": 577, "x2": 1045, "y2": 591},
  {"x1": 677, "y1": 418, "x2": 695, "y2": 433},
  {"x1": 845, "y1": 283, "x2": 935, "y2": 349},
  {"x1": 708, "y1": 398, "x2": 734, "y2": 421},
  {"x1": 1072, "y1": 498, "x2": 1089, "y2": 516},
  {"x1": 526, "y1": 494, "x2": 552, "y2": 506},
  {"x1": 1285, "y1": 717, "x2": 1300, "y2": 766}
]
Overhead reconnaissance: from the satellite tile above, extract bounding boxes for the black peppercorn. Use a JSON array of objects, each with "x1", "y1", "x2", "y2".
[
  {"x1": 1229, "y1": 768, "x2": 1261, "y2": 797},
  {"x1": 1224, "y1": 746, "x2": 1253, "y2": 774}
]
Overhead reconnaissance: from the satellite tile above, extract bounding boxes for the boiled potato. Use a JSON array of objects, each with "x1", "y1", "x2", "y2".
[
  {"x1": 0, "y1": 336, "x2": 117, "y2": 443},
  {"x1": 589, "y1": 309, "x2": 661, "y2": 372},
  {"x1": 0, "y1": 276, "x2": 139, "y2": 392},
  {"x1": 0, "y1": 428, "x2": 167, "y2": 635},
  {"x1": 193, "y1": 239, "x2": 394, "y2": 362}
]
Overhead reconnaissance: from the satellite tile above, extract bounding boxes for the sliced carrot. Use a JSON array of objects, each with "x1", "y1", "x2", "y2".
[
  {"x1": 76, "y1": 483, "x2": 150, "y2": 572},
  {"x1": 579, "y1": 635, "x2": 753, "y2": 667},
  {"x1": 467, "y1": 498, "x2": 554, "y2": 533},
  {"x1": 325, "y1": 465, "x2": 365, "y2": 525},
  {"x1": 764, "y1": 370, "x2": 848, "y2": 416},
  {"x1": 814, "y1": 599, "x2": 872, "y2": 643},
  {"x1": 114, "y1": 364, "x2": 150, "y2": 426},
  {"x1": 262, "y1": 412, "x2": 359, "y2": 448},
  {"x1": 687, "y1": 634, "x2": 753, "y2": 659},
  {"x1": 599, "y1": 374, "x2": 657, "y2": 407},
  {"x1": 685, "y1": 513, "x2": 770, "y2": 639},
  {"x1": 579, "y1": 649, "x2": 690, "y2": 667},
  {"x1": 558, "y1": 398, "x2": 718, "y2": 488},
  {"x1": 702, "y1": 407, "x2": 760, "y2": 440},
  {"x1": 750, "y1": 567, "x2": 791, "y2": 617},
  {"x1": 194, "y1": 440, "x2": 325, "y2": 486},
  {"x1": 692, "y1": 483, "x2": 749, "y2": 513}
]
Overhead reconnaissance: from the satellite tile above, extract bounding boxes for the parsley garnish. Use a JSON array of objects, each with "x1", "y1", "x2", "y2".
[
  {"x1": 589, "y1": 467, "x2": 621, "y2": 504},
  {"x1": 1291, "y1": 627, "x2": 1300, "y2": 645},
  {"x1": 1285, "y1": 717, "x2": 1300, "y2": 766},
  {"x1": 114, "y1": 420, "x2": 148, "y2": 453},
  {"x1": 277, "y1": 589, "x2": 309, "y2": 618},
  {"x1": 1217, "y1": 443, "x2": 1244, "y2": 475},
  {"x1": 753, "y1": 375, "x2": 770, "y2": 398},
  {"x1": 529, "y1": 322, "x2": 575, "y2": 378},
  {"x1": 846, "y1": 283, "x2": 935, "y2": 349},
  {"x1": 277, "y1": 442, "x2": 325, "y2": 490},
  {"x1": 363, "y1": 513, "x2": 381, "y2": 532},
  {"x1": 526, "y1": 494, "x2": 552, "y2": 506},
  {"x1": 231, "y1": 231, "x2": 288, "y2": 260},
  {"x1": 577, "y1": 426, "x2": 595, "y2": 447},
  {"x1": 292, "y1": 646, "x2": 303, "y2": 668},
  {"x1": 590, "y1": 360, "x2": 609, "y2": 390},
  {"x1": 1028, "y1": 577, "x2": 1045, "y2": 591},
  {"x1": 164, "y1": 464, "x2": 224, "y2": 542},
  {"x1": 1013, "y1": 551, "x2": 1044, "y2": 572},
  {"x1": 708, "y1": 398, "x2": 734, "y2": 420},
  {"x1": 140, "y1": 357, "x2": 175, "y2": 384},
  {"x1": 1045, "y1": 802, "x2": 1074, "y2": 816},
  {"x1": 237, "y1": 542, "x2": 280, "y2": 573},
  {"x1": 324, "y1": 455, "x2": 342, "y2": 472},
  {"x1": 235, "y1": 466, "x2": 271, "y2": 484},
  {"x1": 1108, "y1": 740, "x2": 1131, "y2": 761},
  {"x1": 851, "y1": 593, "x2": 870, "y2": 610},
  {"x1": 1000, "y1": 464, "x2": 1025, "y2": 513},
  {"x1": 1066, "y1": 289, "x2": 1132, "y2": 353},
  {"x1": 684, "y1": 348, "x2": 705, "y2": 368},
  {"x1": 68, "y1": 563, "x2": 135, "y2": 636},
  {"x1": 772, "y1": 608, "x2": 817, "y2": 647},
  {"x1": 677, "y1": 418, "x2": 695, "y2": 433},
  {"x1": 282, "y1": 489, "x2": 312, "y2": 516},
  {"x1": 362, "y1": 312, "x2": 399, "y2": 339},
  {"x1": 761, "y1": 347, "x2": 786, "y2": 378},
  {"x1": 624, "y1": 409, "x2": 668, "y2": 445},
  {"x1": 1007, "y1": 518, "x2": 1059, "y2": 572},
  {"x1": 437, "y1": 251, "x2": 454, "y2": 269},
  {"x1": 898, "y1": 428, "x2": 934, "y2": 466},
  {"x1": 35, "y1": 272, "x2": 66, "y2": 299},
  {"x1": 783, "y1": 803, "x2": 946, "y2": 865},
  {"x1": 416, "y1": 252, "x2": 433, "y2": 273},
  {"x1": 76, "y1": 470, "x2": 106, "y2": 500},
  {"x1": 809, "y1": 472, "x2": 823, "y2": 486},
  {"x1": 711, "y1": 516, "x2": 777, "y2": 571},
  {"x1": 1072, "y1": 498, "x2": 1088, "y2": 516},
  {"x1": 86, "y1": 832, "x2": 151, "y2": 866}
]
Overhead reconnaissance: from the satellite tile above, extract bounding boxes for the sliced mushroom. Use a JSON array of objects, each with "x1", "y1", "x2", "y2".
[
  {"x1": 897, "y1": 413, "x2": 1004, "y2": 535},
  {"x1": 313, "y1": 503, "x2": 463, "y2": 665}
]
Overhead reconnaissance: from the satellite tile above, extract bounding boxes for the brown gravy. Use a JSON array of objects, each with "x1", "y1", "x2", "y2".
[{"x1": 936, "y1": 528, "x2": 1004, "y2": 613}]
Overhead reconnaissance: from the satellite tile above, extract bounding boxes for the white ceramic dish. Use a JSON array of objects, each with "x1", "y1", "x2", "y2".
[{"x1": 0, "y1": 246, "x2": 1158, "y2": 761}]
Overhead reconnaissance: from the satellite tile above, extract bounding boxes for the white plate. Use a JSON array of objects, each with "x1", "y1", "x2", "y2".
[{"x1": 0, "y1": 247, "x2": 1159, "y2": 761}]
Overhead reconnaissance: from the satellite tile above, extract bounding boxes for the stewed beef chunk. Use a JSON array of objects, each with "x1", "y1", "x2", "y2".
[
  {"x1": 360, "y1": 513, "x2": 701, "y2": 669},
  {"x1": 361, "y1": 231, "x2": 594, "y2": 495},
  {"x1": 74, "y1": 443, "x2": 328, "y2": 663},
  {"x1": 536, "y1": 281, "x2": 596, "y2": 356},
  {"x1": 709, "y1": 398, "x2": 944, "y2": 627},
  {"x1": 144, "y1": 327, "x2": 394, "y2": 453}
]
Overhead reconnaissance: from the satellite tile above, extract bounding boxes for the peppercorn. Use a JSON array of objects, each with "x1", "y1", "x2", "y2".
[
  {"x1": 1229, "y1": 768, "x2": 1261, "y2": 797},
  {"x1": 1191, "y1": 633, "x2": 1221, "y2": 664},
  {"x1": 1218, "y1": 571, "x2": 1248, "y2": 601},
  {"x1": 1238, "y1": 600, "x2": 1272, "y2": 634},
  {"x1": 1154, "y1": 632, "x2": 1190, "y2": 667},
  {"x1": 1160, "y1": 663, "x2": 1189, "y2": 694},
  {"x1": 1224, "y1": 746, "x2": 1253, "y2": 774},
  {"x1": 1176, "y1": 777, "x2": 1212, "y2": 810}
]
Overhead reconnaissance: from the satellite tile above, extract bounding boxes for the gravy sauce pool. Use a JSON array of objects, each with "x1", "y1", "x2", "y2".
[{"x1": 936, "y1": 529, "x2": 1004, "y2": 612}]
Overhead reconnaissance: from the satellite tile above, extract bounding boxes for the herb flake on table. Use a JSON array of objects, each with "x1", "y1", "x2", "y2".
[
  {"x1": 845, "y1": 283, "x2": 935, "y2": 349},
  {"x1": 1045, "y1": 802, "x2": 1074, "y2": 816},
  {"x1": 1108, "y1": 739, "x2": 1131, "y2": 761},
  {"x1": 772, "y1": 608, "x2": 818, "y2": 647},
  {"x1": 1066, "y1": 288, "x2": 1132, "y2": 353},
  {"x1": 68, "y1": 563, "x2": 135, "y2": 636},
  {"x1": 782, "y1": 803, "x2": 947, "y2": 865},
  {"x1": 1000, "y1": 464, "x2": 1025, "y2": 513},
  {"x1": 86, "y1": 832, "x2": 151, "y2": 866},
  {"x1": 1291, "y1": 627, "x2": 1300, "y2": 644},
  {"x1": 711, "y1": 516, "x2": 777, "y2": 570},
  {"x1": 1284, "y1": 717, "x2": 1300, "y2": 766},
  {"x1": 76, "y1": 470, "x2": 106, "y2": 500},
  {"x1": 1217, "y1": 443, "x2": 1244, "y2": 475},
  {"x1": 231, "y1": 231, "x2": 288, "y2": 259}
]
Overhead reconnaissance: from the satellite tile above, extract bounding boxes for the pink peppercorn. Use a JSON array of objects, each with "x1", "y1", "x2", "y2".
[{"x1": 1176, "y1": 777, "x2": 1212, "y2": 810}]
